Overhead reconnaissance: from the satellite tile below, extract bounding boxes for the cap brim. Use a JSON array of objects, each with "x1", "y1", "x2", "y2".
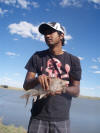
[{"x1": 39, "y1": 23, "x2": 56, "y2": 35}]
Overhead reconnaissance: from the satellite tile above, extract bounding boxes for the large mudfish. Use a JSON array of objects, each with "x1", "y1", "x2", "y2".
[{"x1": 21, "y1": 77, "x2": 69, "y2": 105}]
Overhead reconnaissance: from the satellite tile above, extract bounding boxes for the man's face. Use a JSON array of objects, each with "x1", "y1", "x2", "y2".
[{"x1": 44, "y1": 29, "x2": 63, "y2": 48}]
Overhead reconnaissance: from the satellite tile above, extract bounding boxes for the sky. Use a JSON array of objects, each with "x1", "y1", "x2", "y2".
[{"x1": 0, "y1": 0, "x2": 100, "y2": 97}]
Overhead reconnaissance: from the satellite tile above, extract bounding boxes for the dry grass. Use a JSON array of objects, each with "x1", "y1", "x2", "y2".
[
  {"x1": 0, "y1": 120, "x2": 26, "y2": 133},
  {"x1": 79, "y1": 95, "x2": 100, "y2": 100},
  {"x1": 0, "y1": 85, "x2": 23, "y2": 91}
]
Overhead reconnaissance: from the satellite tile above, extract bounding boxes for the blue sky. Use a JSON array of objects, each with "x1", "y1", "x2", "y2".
[{"x1": 0, "y1": 0, "x2": 100, "y2": 97}]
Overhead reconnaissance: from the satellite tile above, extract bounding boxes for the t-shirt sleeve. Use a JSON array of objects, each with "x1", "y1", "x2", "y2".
[
  {"x1": 25, "y1": 53, "x2": 38, "y2": 73},
  {"x1": 70, "y1": 55, "x2": 82, "y2": 81}
]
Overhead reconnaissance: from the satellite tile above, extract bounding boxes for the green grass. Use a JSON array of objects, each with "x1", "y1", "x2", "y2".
[
  {"x1": 0, "y1": 85, "x2": 23, "y2": 91},
  {"x1": 0, "y1": 121, "x2": 26, "y2": 133},
  {"x1": 79, "y1": 95, "x2": 100, "y2": 100}
]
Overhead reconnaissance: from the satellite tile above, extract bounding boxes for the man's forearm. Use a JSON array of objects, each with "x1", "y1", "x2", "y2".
[
  {"x1": 23, "y1": 77, "x2": 39, "y2": 91},
  {"x1": 65, "y1": 85, "x2": 80, "y2": 97}
]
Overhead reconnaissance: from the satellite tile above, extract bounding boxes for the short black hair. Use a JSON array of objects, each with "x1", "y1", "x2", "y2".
[{"x1": 57, "y1": 31, "x2": 65, "y2": 46}]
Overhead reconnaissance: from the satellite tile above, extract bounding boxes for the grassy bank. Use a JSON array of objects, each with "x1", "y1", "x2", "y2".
[
  {"x1": 79, "y1": 95, "x2": 100, "y2": 100},
  {"x1": 0, "y1": 121, "x2": 26, "y2": 133},
  {"x1": 0, "y1": 85, "x2": 100, "y2": 100},
  {"x1": 0, "y1": 85, "x2": 23, "y2": 91}
]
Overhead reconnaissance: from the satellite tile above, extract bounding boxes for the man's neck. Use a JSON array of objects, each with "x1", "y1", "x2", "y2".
[{"x1": 49, "y1": 45, "x2": 64, "y2": 55}]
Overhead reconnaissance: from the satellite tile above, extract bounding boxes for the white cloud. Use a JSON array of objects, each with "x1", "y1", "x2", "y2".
[
  {"x1": 92, "y1": 58, "x2": 97, "y2": 62},
  {"x1": 0, "y1": 0, "x2": 16, "y2": 5},
  {"x1": 92, "y1": 57, "x2": 100, "y2": 63},
  {"x1": 0, "y1": 8, "x2": 8, "y2": 15},
  {"x1": 59, "y1": 0, "x2": 82, "y2": 7},
  {"x1": 64, "y1": 34, "x2": 72, "y2": 44},
  {"x1": 90, "y1": 65, "x2": 98, "y2": 69},
  {"x1": 96, "y1": 86, "x2": 100, "y2": 89},
  {"x1": 89, "y1": 0, "x2": 100, "y2": 5},
  {"x1": 93, "y1": 71, "x2": 100, "y2": 74},
  {"x1": 88, "y1": 0, "x2": 100, "y2": 9},
  {"x1": 5, "y1": 52, "x2": 20, "y2": 56},
  {"x1": 8, "y1": 21, "x2": 44, "y2": 41},
  {"x1": 8, "y1": 21, "x2": 72, "y2": 43},
  {"x1": 0, "y1": 0, "x2": 39, "y2": 9},
  {"x1": 78, "y1": 56, "x2": 84, "y2": 60},
  {"x1": 97, "y1": 57, "x2": 100, "y2": 62},
  {"x1": 17, "y1": 0, "x2": 29, "y2": 8},
  {"x1": 81, "y1": 87, "x2": 95, "y2": 90},
  {"x1": 31, "y1": 1, "x2": 39, "y2": 8},
  {"x1": 13, "y1": 73, "x2": 20, "y2": 76},
  {"x1": 65, "y1": 34, "x2": 72, "y2": 40},
  {"x1": 0, "y1": 76, "x2": 22, "y2": 87},
  {"x1": 13, "y1": 38, "x2": 18, "y2": 40}
]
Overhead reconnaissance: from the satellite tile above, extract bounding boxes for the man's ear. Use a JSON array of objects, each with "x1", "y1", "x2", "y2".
[{"x1": 60, "y1": 33, "x2": 64, "y2": 40}]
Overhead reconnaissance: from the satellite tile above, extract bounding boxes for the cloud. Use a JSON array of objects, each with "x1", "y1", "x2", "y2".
[
  {"x1": 5, "y1": 52, "x2": 20, "y2": 56},
  {"x1": 81, "y1": 87, "x2": 95, "y2": 90},
  {"x1": 93, "y1": 71, "x2": 100, "y2": 74},
  {"x1": 88, "y1": 0, "x2": 100, "y2": 5},
  {"x1": 8, "y1": 21, "x2": 44, "y2": 41},
  {"x1": 0, "y1": 0, "x2": 16, "y2": 5},
  {"x1": 31, "y1": 1, "x2": 39, "y2": 8},
  {"x1": 88, "y1": 0, "x2": 100, "y2": 9},
  {"x1": 59, "y1": 0, "x2": 82, "y2": 7},
  {"x1": 13, "y1": 38, "x2": 18, "y2": 40},
  {"x1": 90, "y1": 65, "x2": 98, "y2": 69},
  {"x1": 92, "y1": 57, "x2": 100, "y2": 63},
  {"x1": 13, "y1": 73, "x2": 20, "y2": 76},
  {"x1": 0, "y1": 0, "x2": 39, "y2": 9},
  {"x1": 8, "y1": 21, "x2": 72, "y2": 43},
  {"x1": 0, "y1": 76, "x2": 22, "y2": 87},
  {"x1": 96, "y1": 86, "x2": 100, "y2": 89},
  {"x1": 62, "y1": 26, "x2": 72, "y2": 44},
  {"x1": 64, "y1": 34, "x2": 72, "y2": 44},
  {"x1": 0, "y1": 8, "x2": 8, "y2": 15},
  {"x1": 78, "y1": 56, "x2": 84, "y2": 60},
  {"x1": 17, "y1": 0, "x2": 29, "y2": 9}
]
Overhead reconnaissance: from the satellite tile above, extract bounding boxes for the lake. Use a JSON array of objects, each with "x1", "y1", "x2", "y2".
[{"x1": 0, "y1": 88, "x2": 100, "y2": 133}]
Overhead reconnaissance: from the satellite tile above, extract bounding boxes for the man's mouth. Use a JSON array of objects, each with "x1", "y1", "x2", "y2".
[{"x1": 46, "y1": 39, "x2": 52, "y2": 42}]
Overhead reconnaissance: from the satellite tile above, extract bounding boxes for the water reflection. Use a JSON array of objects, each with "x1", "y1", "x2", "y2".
[{"x1": 0, "y1": 88, "x2": 100, "y2": 133}]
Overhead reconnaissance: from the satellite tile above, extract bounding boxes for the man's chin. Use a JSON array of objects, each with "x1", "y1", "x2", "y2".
[{"x1": 48, "y1": 44, "x2": 55, "y2": 48}]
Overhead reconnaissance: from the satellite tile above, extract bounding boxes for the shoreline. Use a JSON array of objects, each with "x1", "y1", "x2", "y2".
[
  {"x1": 0, "y1": 86, "x2": 100, "y2": 100},
  {"x1": 0, "y1": 119, "x2": 26, "y2": 133},
  {"x1": 0, "y1": 85, "x2": 24, "y2": 91}
]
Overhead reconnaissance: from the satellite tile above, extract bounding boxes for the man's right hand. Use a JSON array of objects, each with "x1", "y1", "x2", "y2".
[{"x1": 38, "y1": 74, "x2": 50, "y2": 91}]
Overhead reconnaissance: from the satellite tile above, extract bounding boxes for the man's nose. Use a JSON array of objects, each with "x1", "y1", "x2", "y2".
[{"x1": 45, "y1": 33, "x2": 51, "y2": 38}]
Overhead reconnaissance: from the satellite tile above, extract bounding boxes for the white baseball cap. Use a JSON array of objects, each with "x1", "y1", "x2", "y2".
[{"x1": 39, "y1": 22, "x2": 64, "y2": 35}]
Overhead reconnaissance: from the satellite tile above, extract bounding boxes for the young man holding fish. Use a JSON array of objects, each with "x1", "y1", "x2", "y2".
[{"x1": 23, "y1": 22, "x2": 82, "y2": 133}]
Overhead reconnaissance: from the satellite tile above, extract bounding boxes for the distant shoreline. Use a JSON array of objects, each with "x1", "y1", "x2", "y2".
[
  {"x1": 0, "y1": 85, "x2": 100, "y2": 100},
  {"x1": 79, "y1": 95, "x2": 100, "y2": 100},
  {"x1": 0, "y1": 85, "x2": 23, "y2": 91}
]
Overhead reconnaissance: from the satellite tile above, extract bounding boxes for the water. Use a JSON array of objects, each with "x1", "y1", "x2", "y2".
[{"x1": 0, "y1": 88, "x2": 100, "y2": 133}]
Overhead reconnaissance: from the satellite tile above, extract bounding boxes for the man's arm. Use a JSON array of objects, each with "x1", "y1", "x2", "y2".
[
  {"x1": 23, "y1": 72, "x2": 38, "y2": 91},
  {"x1": 65, "y1": 77, "x2": 80, "y2": 97},
  {"x1": 23, "y1": 72, "x2": 50, "y2": 91},
  {"x1": 53, "y1": 77, "x2": 80, "y2": 97}
]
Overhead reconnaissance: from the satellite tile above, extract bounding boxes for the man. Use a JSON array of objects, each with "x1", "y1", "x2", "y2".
[{"x1": 23, "y1": 22, "x2": 82, "y2": 133}]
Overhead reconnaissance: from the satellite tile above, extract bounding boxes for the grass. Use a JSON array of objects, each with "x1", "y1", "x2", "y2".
[
  {"x1": 0, "y1": 120, "x2": 26, "y2": 133},
  {"x1": 0, "y1": 85, "x2": 100, "y2": 100},
  {"x1": 0, "y1": 85, "x2": 23, "y2": 91},
  {"x1": 79, "y1": 95, "x2": 100, "y2": 100}
]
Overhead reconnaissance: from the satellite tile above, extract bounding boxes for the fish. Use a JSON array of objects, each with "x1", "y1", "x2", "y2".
[{"x1": 20, "y1": 77, "x2": 69, "y2": 105}]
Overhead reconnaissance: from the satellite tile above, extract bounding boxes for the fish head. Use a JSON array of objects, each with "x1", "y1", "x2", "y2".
[{"x1": 49, "y1": 77, "x2": 69, "y2": 92}]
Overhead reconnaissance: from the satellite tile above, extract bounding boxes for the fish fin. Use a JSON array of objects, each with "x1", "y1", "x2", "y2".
[
  {"x1": 33, "y1": 96, "x2": 37, "y2": 102},
  {"x1": 20, "y1": 93, "x2": 30, "y2": 106},
  {"x1": 39, "y1": 94, "x2": 47, "y2": 99}
]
